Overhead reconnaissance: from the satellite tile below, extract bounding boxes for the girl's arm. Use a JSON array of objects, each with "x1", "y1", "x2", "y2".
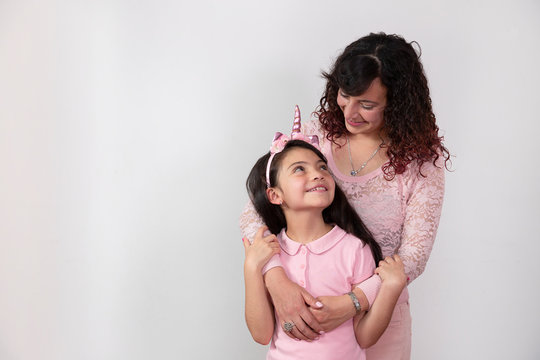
[
  {"x1": 353, "y1": 255, "x2": 407, "y2": 348},
  {"x1": 240, "y1": 202, "x2": 323, "y2": 340},
  {"x1": 243, "y1": 227, "x2": 280, "y2": 344}
]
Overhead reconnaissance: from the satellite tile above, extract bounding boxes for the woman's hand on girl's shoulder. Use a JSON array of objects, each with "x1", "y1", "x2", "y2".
[
  {"x1": 374, "y1": 255, "x2": 408, "y2": 291},
  {"x1": 243, "y1": 226, "x2": 280, "y2": 272}
]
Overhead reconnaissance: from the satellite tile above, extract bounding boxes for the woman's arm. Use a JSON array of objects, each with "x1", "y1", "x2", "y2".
[
  {"x1": 354, "y1": 255, "x2": 407, "y2": 348},
  {"x1": 398, "y1": 161, "x2": 445, "y2": 283},
  {"x1": 243, "y1": 227, "x2": 280, "y2": 344},
  {"x1": 240, "y1": 202, "x2": 324, "y2": 340},
  {"x1": 264, "y1": 267, "x2": 324, "y2": 341}
]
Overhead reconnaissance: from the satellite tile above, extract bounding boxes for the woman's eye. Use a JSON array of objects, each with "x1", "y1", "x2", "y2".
[
  {"x1": 339, "y1": 91, "x2": 349, "y2": 99},
  {"x1": 361, "y1": 104, "x2": 374, "y2": 110}
]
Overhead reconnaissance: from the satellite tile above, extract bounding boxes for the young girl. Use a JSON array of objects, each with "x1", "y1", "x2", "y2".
[{"x1": 242, "y1": 109, "x2": 407, "y2": 360}]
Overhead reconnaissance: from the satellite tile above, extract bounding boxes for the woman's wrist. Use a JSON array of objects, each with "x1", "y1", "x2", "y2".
[{"x1": 339, "y1": 294, "x2": 358, "y2": 320}]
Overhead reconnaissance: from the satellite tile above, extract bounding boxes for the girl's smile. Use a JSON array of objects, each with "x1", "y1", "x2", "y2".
[{"x1": 307, "y1": 185, "x2": 328, "y2": 192}]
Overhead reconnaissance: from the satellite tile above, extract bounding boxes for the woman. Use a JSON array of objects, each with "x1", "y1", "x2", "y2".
[{"x1": 240, "y1": 32, "x2": 450, "y2": 359}]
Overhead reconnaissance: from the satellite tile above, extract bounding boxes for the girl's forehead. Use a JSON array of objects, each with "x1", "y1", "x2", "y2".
[{"x1": 280, "y1": 147, "x2": 323, "y2": 165}]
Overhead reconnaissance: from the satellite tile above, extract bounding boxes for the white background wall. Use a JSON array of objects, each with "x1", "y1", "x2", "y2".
[{"x1": 1, "y1": 0, "x2": 539, "y2": 359}]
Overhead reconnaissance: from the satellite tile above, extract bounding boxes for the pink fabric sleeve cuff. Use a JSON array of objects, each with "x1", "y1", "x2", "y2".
[
  {"x1": 262, "y1": 254, "x2": 282, "y2": 274},
  {"x1": 355, "y1": 274, "x2": 382, "y2": 308}
]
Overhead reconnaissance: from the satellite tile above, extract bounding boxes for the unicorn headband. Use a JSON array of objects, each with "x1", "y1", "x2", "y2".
[{"x1": 265, "y1": 105, "x2": 320, "y2": 187}]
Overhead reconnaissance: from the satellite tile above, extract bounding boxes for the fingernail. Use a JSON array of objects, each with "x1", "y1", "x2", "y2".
[
  {"x1": 319, "y1": 331, "x2": 325, "y2": 335},
  {"x1": 314, "y1": 337, "x2": 319, "y2": 340},
  {"x1": 315, "y1": 301, "x2": 323, "y2": 307},
  {"x1": 295, "y1": 338, "x2": 300, "y2": 341},
  {"x1": 407, "y1": 277, "x2": 410, "y2": 281},
  {"x1": 241, "y1": 237, "x2": 246, "y2": 242}
]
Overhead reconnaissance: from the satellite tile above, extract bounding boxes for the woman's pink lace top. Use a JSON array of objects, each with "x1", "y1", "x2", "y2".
[{"x1": 240, "y1": 120, "x2": 445, "y2": 305}]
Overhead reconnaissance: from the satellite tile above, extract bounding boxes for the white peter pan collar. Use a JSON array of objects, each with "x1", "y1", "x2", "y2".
[{"x1": 278, "y1": 225, "x2": 347, "y2": 255}]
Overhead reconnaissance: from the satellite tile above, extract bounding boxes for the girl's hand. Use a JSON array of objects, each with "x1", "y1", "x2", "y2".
[
  {"x1": 243, "y1": 226, "x2": 280, "y2": 272},
  {"x1": 374, "y1": 255, "x2": 408, "y2": 290}
]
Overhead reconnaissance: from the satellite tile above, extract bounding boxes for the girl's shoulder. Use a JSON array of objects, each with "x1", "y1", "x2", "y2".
[{"x1": 337, "y1": 228, "x2": 368, "y2": 249}]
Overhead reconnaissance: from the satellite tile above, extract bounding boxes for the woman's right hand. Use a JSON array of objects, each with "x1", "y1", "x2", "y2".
[
  {"x1": 243, "y1": 226, "x2": 280, "y2": 272},
  {"x1": 264, "y1": 268, "x2": 324, "y2": 341}
]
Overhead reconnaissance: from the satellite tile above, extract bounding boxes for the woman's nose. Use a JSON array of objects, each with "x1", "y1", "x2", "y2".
[{"x1": 342, "y1": 102, "x2": 357, "y2": 120}]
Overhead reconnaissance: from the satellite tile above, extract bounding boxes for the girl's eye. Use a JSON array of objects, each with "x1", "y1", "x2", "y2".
[
  {"x1": 293, "y1": 166, "x2": 305, "y2": 173},
  {"x1": 320, "y1": 164, "x2": 329, "y2": 171}
]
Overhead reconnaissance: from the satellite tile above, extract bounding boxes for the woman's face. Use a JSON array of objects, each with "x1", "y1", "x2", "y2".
[{"x1": 336, "y1": 77, "x2": 387, "y2": 138}]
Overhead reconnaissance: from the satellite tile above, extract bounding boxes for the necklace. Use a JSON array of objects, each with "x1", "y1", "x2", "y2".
[{"x1": 346, "y1": 136, "x2": 383, "y2": 176}]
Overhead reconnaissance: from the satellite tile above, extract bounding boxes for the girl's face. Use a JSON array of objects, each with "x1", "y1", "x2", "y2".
[
  {"x1": 336, "y1": 77, "x2": 387, "y2": 137},
  {"x1": 270, "y1": 147, "x2": 335, "y2": 212}
]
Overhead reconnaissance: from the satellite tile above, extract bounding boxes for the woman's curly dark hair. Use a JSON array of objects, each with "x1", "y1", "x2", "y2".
[{"x1": 316, "y1": 32, "x2": 450, "y2": 179}]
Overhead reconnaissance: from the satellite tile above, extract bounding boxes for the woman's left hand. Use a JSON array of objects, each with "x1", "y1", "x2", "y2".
[
  {"x1": 375, "y1": 254, "x2": 408, "y2": 290},
  {"x1": 309, "y1": 294, "x2": 362, "y2": 332}
]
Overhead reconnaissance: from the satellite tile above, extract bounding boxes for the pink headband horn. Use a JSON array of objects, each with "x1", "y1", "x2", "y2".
[{"x1": 265, "y1": 105, "x2": 320, "y2": 187}]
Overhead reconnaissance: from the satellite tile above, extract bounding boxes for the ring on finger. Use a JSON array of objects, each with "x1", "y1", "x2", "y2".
[{"x1": 283, "y1": 321, "x2": 295, "y2": 332}]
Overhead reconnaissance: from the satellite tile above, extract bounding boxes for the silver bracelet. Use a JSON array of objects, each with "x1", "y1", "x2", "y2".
[{"x1": 347, "y1": 291, "x2": 362, "y2": 313}]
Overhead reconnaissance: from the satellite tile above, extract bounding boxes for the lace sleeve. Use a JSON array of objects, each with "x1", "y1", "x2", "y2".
[
  {"x1": 239, "y1": 200, "x2": 282, "y2": 273},
  {"x1": 398, "y1": 162, "x2": 445, "y2": 283},
  {"x1": 239, "y1": 200, "x2": 265, "y2": 241}
]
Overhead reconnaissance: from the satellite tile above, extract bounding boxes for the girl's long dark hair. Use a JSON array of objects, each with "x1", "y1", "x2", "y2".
[
  {"x1": 246, "y1": 140, "x2": 383, "y2": 263},
  {"x1": 317, "y1": 32, "x2": 451, "y2": 179}
]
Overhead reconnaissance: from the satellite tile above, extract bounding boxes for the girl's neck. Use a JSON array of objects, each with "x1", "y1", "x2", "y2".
[{"x1": 284, "y1": 211, "x2": 332, "y2": 244}]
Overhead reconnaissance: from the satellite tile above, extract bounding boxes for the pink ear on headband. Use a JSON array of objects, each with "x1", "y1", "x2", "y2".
[{"x1": 265, "y1": 105, "x2": 320, "y2": 187}]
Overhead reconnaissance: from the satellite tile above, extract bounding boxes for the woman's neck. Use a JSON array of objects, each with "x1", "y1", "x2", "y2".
[
  {"x1": 283, "y1": 211, "x2": 332, "y2": 244},
  {"x1": 330, "y1": 131, "x2": 389, "y2": 177},
  {"x1": 346, "y1": 131, "x2": 388, "y2": 146}
]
